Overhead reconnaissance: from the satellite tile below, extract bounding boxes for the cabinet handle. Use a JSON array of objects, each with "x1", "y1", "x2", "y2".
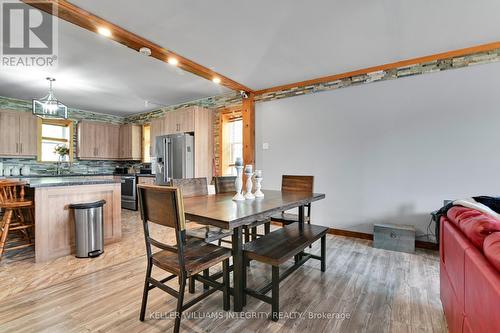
[
  {"x1": 20, "y1": 143, "x2": 22, "y2": 154},
  {"x1": 16, "y1": 143, "x2": 18, "y2": 153}
]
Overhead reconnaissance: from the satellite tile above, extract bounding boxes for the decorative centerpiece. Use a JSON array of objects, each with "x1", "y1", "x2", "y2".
[
  {"x1": 244, "y1": 164, "x2": 255, "y2": 200},
  {"x1": 254, "y1": 170, "x2": 264, "y2": 197},
  {"x1": 232, "y1": 157, "x2": 245, "y2": 201},
  {"x1": 54, "y1": 144, "x2": 70, "y2": 175}
]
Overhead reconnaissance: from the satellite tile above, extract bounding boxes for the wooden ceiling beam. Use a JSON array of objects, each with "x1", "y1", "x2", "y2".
[
  {"x1": 255, "y1": 41, "x2": 500, "y2": 95},
  {"x1": 21, "y1": 0, "x2": 253, "y2": 93}
]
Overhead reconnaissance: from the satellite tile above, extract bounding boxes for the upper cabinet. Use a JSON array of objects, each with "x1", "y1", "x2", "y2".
[
  {"x1": 150, "y1": 117, "x2": 164, "y2": 156},
  {"x1": 78, "y1": 121, "x2": 142, "y2": 161},
  {"x1": 148, "y1": 106, "x2": 213, "y2": 179},
  {"x1": 0, "y1": 110, "x2": 37, "y2": 157},
  {"x1": 119, "y1": 124, "x2": 142, "y2": 160},
  {"x1": 166, "y1": 108, "x2": 194, "y2": 134},
  {"x1": 78, "y1": 121, "x2": 118, "y2": 160}
]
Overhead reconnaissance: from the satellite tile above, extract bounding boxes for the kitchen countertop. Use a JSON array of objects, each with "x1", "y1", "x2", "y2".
[
  {"x1": 25, "y1": 176, "x2": 121, "y2": 188},
  {"x1": 2, "y1": 173, "x2": 115, "y2": 178}
]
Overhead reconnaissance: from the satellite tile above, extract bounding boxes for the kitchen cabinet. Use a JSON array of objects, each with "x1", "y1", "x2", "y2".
[
  {"x1": 103, "y1": 124, "x2": 120, "y2": 159},
  {"x1": 119, "y1": 124, "x2": 142, "y2": 160},
  {"x1": 0, "y1": 110, "x2": 37, "y2": 157},
  {"x1": 19, "y1": 112, "x2": 38, "y2": 156},
  {"x1": 165, "y1": 108, "x2": 194, "y2": 133},
  {"x1": 149, "y1": 117, "x2": 164, "y2": 156},
  {"x1": 147, "y1": 106, "x2": 213, "y2": 180},
  {"x1": 78, "y1": 121, "x2": 120, "y2": 160},
  {"x1": 77, "y1": 121, "x2": 96, "y2": 158}
]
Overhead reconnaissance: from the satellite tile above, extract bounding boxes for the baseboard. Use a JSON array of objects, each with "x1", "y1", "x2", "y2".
[
  {"x1": 328, "y1": 228, "x2": 373, "y2": 240},
  {"x1": 271, "y1": 221, "x2": 438, "y2": 251}
]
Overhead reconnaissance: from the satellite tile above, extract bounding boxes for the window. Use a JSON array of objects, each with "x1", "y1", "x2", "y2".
[
  {"x1": 142, "y1": 124, "x2": 151, "y2": 163},
  {"x1": 221, "y1": 116, "x2": 243, "y2": 175},
  {"x1": 38, "y1": 119, "x2": 73, "y2": 162}
]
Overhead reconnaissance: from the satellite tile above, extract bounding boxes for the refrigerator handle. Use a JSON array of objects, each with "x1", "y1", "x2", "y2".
[{"x1": 166, "y1": 139, "x2": 173, "y2": 183}]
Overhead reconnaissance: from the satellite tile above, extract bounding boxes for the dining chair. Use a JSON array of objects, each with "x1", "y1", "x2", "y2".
[
  {"x1": 171, "y1": 178, "x2": 233, "y2": 294},
  {"x1": 213, "y1": 176, "x2": 237, "y2": 194},
  {"x1": 213, "y1": 176, "x2": 271, "y2": 242},
  {"x1": 171, "y1": 178, "x2": 233, "y2": 243},
  {"x1": 0, "y1": 180, "x2": 35, "y2": 261},
  {"x1": 137, "y1": 184, "x2": 231, "y2": 333},
  {"x1": 270, "y1": 175, "x2": 314, "y2": 226}
]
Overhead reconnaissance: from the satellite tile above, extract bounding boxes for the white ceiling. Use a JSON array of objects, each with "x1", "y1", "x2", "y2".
[
  {"x1": 2, "y1": 0, "x2": 500, "y2": 115},
  {"x1": 70, "y1": 0, "x2": 500, "y2": 90},
  {"x1": 0, "y1": 2, "x2": 229, "y2": 116}
]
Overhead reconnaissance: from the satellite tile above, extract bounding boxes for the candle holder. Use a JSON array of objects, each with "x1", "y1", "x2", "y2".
[
  {"x1": 244, "y1": 172, "x2": 255, "y2": 200},
  {"x1": 254, "y1": 176, "x2": 264, "y2": 197},
  {"x1": 232, "y1": 165, "x2": 245, "y2": 201}
]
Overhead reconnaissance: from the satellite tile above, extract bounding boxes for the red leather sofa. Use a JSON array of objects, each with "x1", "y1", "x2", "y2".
[{"x1": 440, "y1": 207, "x2": 500, "y2": 333}]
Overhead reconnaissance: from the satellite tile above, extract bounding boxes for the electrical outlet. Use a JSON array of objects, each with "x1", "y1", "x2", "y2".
[{"x1": 262, "y1": 142, "x2": 269, "y2": 150}]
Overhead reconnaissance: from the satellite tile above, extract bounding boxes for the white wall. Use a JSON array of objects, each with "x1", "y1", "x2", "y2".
[{"x1": 255, "y1": 62, "x2": 500, "y2": 239}]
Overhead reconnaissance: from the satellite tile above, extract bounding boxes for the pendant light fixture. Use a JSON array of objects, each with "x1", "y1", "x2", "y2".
[{"x1": 32, "y1": 77, "x2": 68, "y2": 119}]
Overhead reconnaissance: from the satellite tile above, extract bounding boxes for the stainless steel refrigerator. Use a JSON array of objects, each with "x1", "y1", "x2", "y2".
[{"x1": 153, "y1": 133, "x2": 194, "y2": 185}]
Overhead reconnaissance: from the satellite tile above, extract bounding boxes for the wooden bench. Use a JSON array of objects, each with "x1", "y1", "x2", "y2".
[{"x1": 242, "y1": 223, "x2": 328, "y2": 321}]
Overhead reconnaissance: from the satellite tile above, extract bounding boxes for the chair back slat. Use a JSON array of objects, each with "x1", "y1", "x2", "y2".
[
  {"x1": 213, "y1": 176, "x2": 236, "y2": 194},
  {"x1": 0, "y1": 180, "x2": 26, "y2": 204},
  {"x1": 281, "y1": 175, "x2": 314, "y2": 193},
  {"x1": 172, "y1": 178, "x2": 208, "y2": 197},
  {"x1": 137, "y1": 185, "x2": 186, "y2": 231}
]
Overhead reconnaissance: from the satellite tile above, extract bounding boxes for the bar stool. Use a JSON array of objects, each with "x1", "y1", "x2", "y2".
[{"x1": 0, "y1": 180, "x2": 35, "y2": 260}]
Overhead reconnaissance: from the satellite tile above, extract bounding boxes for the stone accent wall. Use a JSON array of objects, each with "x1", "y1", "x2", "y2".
[
  {"x1": 3, "y1": 46, "x2": 499, "y2": 176},
  {"x1": 255, "y1": 48, "x2": 500, "y2": 103},
  {"x1": 0, "y1": 96, "x2": 124, "y2": 124},
  {"x1": 123, "y1": 92, "x2": 242, "y2": 124},
  {"x1": 212, "y1": 108, "x2": 243, "y2": 175}
]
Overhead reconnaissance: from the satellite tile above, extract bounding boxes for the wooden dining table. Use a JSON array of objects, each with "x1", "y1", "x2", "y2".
[{"x1": 182, "y1": 189, "x2": 326, "y2": 311}]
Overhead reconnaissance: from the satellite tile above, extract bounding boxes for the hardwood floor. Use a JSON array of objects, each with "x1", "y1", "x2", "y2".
[{"x1": 0, "y1": 210, "x2": 446, "y2": 333}]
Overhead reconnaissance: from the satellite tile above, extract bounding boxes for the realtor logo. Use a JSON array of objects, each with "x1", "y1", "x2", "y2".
[{"x1": 1, "y1": 1, "x2": 58, "y2": 67}]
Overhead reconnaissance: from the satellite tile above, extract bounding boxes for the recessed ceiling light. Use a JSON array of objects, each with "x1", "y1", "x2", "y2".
[
  {"x1": 167, "y1": 57, "x2": 179, "y2": 66},
  {"x1": 212, "y1": 77, "x2": 221, "y2": 84},
  {"x1": 97, "y1": 27, "x2": 112, "y2": 37}
]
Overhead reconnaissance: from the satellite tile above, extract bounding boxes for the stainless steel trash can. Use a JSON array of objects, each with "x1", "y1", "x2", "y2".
[{"x1": 69, "y1": 200, "x2": 106, "y2": 258}]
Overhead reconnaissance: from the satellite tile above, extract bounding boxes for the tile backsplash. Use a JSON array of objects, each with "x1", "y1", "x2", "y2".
[{"x1": 0, "y1": 157, "x2": 144, "y2": 176}]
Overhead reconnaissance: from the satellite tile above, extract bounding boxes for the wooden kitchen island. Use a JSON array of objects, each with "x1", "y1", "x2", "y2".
[{"x1": 27, "y1": 177, "x2": 122, "y2": 263}]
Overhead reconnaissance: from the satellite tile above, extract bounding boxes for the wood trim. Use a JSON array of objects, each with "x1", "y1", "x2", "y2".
[
  {"x1": 37, "y1": 118, "x2": 74, "y2": 162},
  {"x1": 21, "y1": 0, "x2": 253, "y2": 93},
  {"x1": 271, "y1": 222, "x2": 438, "y2": 250},
  {"x1": 255, "y1": 41, "x2": 500, "y2": 95},
  {"x1": 242, "y1": 93, "x2": 255, "y2": 167},
  {"x1": 327, "y1": 228, "x2": 373, "y2": 240},
  {"x1": 218, "y1": 107, "x2": 243, "y2": 176},
  {"x1": 415, "y1": 240, "x2": 439, "y2": 251}
]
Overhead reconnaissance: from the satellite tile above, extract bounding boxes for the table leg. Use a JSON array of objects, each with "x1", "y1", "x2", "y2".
[
  {"x1": 298, "y1": 205, "x2": 305, "y2": 260},
  {"x1": 298, "y1": 205, "x2": 305, "y2": 229},
  {"x1": 232, "y1": 226, "x2": 244, "y2": 312}
]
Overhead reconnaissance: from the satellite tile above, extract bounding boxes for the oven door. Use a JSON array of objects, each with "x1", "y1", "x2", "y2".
[{"x1": 120, "y1": 176, "x2": 137, "y2": 210}]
